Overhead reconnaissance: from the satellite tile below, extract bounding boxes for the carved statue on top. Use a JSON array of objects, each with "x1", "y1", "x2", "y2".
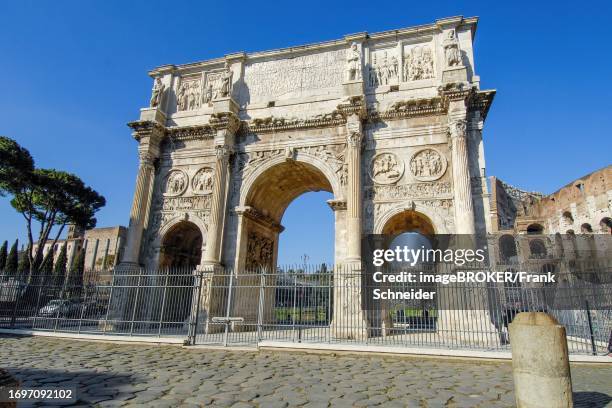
[
  {"x1": 150, "y1": 78, "x2": 166, "y2": 108},
  {"x1": 203, "y1": 82, "x2": 213, "y2": 104},
  {"x1": 443, "y1": 29, "x2": 462, "y2": 67},
  {"x1": 346, "y1": 42, "x2": 361, "y2": 81},
  {"x1": 214, "y1": 62, "x2": 233, "y2": 100}
]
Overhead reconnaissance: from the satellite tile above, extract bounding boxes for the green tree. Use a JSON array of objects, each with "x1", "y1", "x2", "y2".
[
  {"x1": 5, "y1": 240, "x2": 18, "y2": 276},
  {"x1": 17, "y1": 245, "x2": 31, "y2": 279},
  {"x1": 0, "y1": 240, "x2": 7, "y2": 271},
  {"x1": 0, "y1": 136, "x2": 34, "y2": 197},
  {"x1": 53, "y1": 243, "x2": 68, "y2": 286},
  {"x1": 0, "y1": 137, "x2": 105, "y2": 274}
]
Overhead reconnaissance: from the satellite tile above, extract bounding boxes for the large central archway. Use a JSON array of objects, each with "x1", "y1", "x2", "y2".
[{"x1": 236, "y1": 154, "x2": 343, "y2": 272}]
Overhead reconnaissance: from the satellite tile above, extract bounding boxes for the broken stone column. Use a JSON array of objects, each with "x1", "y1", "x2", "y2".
[{"x1": 509, "y1": 312, "x2": 573, "y2": 408}]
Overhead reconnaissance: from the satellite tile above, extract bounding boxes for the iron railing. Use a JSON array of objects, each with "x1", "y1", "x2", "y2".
[{"x1": 0, "y1": 260, "x2": 610, "y2": 355}]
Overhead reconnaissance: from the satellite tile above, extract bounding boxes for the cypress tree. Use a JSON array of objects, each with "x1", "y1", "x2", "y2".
[
  {"x1": 0, "y1": 240, "x2": 7, "y2": 271},
  {"x1": 17, "y1": 244, "x2": 31, "y2": 279},
  {"x1": 5, "y1": 240, "x2": 18, "y2": 276},
  {"x1": 41, "y1": 252, "x2": 54, "y2": 274},
  {"x1": 67, "y1": 248, "x2": 85, "y2": 294},
  {"x1": 53, "y1": 244, "x2": 67, "y2": 286}
]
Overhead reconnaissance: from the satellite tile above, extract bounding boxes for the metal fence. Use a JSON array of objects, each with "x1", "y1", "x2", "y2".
[
  {"x1": 1, "y1": 260, "x2": 610, "y2": 355},
  {"x1": 0, "y1": 268, "x2": 196, "y2": 340}
]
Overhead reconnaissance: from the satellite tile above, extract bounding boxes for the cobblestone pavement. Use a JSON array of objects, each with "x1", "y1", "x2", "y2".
[{"x1": 1, "y1": 335, "x2": 611, "y2": 407}]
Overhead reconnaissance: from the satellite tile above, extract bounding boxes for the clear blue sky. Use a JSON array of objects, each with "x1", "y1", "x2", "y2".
[{"x1": 1, "y1": 1, "x2": 610, "y2": 264}]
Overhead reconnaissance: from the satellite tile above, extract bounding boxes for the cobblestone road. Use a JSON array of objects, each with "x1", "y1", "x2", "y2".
[{"x1": 1, "y1": 335, "x2": 611, "y2": 407}]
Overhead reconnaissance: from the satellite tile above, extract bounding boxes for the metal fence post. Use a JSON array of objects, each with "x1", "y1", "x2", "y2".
[
  {"x1": 291, "y1": 272, "x2": 297, "y2": 342},
  {"x1": 223, "y1": 272, "x2": 234, "y2": 347},
  {"x1": 33, "y1": 280, "x2": 44, "y2": 330},
  {"x1": 257, "y1": 271, "x2": 265, "y2": 343},
  {"x1": 585, "y1": 300, "x2": 597, "y2": 356},
  {"x1": 102, "y1": 271, "x2": 116, "y2": 333},
  {"x1": 129, "y1": 269, "x2": 143, "y2": 336},
  {"x1": 327, "y1": 269, "x2": 332, "y2": 343},
  {"x1": 187, "y1": 270, "x2": 204, "y2": 345},
  {"x1": 158, "y1": 270, "x2": 169, "y2": 338},
  {"x1": 10, "y1": 280, "x2": 21, "y2": 329}
]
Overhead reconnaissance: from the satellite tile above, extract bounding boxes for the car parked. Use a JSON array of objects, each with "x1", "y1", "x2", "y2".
[{"x1": 38, "y1": 299, "x2": 80, "y2": 317}]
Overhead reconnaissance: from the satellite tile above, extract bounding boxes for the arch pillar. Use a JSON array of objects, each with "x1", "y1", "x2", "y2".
[
  {"x1": 331, "y1": 109, "x2": 369, "y2": 340},
  {"x1": 121, "y1": 118, "x2": 165, "y2": 268},
  {"x1": 200, "y1": 110, "x2": 240, "y2": 271}
]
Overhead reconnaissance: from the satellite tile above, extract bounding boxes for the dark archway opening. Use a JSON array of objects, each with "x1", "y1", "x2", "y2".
[
  {"x1": 158, "y1": 221, "x2": 203, "y2": 324},
  {"x1": 159, "y1": 221, "x2": 203, "y2": 270},
  {"x1": 380, "y1": 210, "x2": 437, "y2": 331}
]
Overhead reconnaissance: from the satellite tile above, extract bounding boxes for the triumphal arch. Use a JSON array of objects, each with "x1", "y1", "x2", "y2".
[{"x1": 120, "y1": 16, "x2": 495, "y2": 337}]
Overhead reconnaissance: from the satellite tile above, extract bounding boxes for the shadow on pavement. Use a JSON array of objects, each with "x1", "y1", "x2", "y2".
[
  {"x1": 574, "y1": 391, "x2": 612, "y2": 408},
  {"x1": 1, "y1": 366, "x2": 142, "y2": 406}
]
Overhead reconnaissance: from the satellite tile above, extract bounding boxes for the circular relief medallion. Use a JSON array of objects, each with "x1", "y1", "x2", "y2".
[
  {"x1": 192, "y1": 167, "x2": 214, "y2": 195},
  {"x1": 369, "y1": 152, "x2": 404, "y2": 185},
  {"x1": 164, "y1": 169, "x2": 188, "y2": 196},
  {"x1": 409, "y1": 148, "x2": 447, "y2": 181}
]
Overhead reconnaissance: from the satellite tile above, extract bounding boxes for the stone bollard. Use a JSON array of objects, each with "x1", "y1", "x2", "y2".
[{"x1": 509, "y1": 312, "x2": 573, "y2": 408}]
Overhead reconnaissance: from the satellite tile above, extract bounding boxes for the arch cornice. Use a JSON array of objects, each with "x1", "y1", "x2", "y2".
[{"x1": 375, "y1": 201, "x2": 451, "y2": 235}]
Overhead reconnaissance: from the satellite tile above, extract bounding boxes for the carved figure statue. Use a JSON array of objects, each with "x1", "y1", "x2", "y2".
[
  {"x1": 203, "y1": 82, "x2": 213, "y2": 104},
  {"x1": 403, "y1": 46, "x2": 435, "y2": 82},
  {"x1": 218, "y1": 62, "x2": 233, "y2": 99},
  {"x1": 443, "y1": 29, "x2": 462, "y2": 67},
  {"x1": 346, "y1": 42, "x2": 361, "y2": 81},
  {"x1": 150, "y1": 78, "x2": 165, "y2": 108},
  {"x1": 177, "y1": 83, "x2": 188, "y2": 111}
]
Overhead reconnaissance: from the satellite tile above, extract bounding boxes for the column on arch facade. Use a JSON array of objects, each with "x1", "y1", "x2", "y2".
[
  {"x1": 438, "y1": 90, "x2": 500, "y2": 346},
  {"x1": 330, "y1": 110, "x2": 370, "y2": 340},
  {"x1": 345, "y1": 114, "x2": 364, "y2": 263},
  {"x1": 449, "y1": 116, "x2": 476, "y2": 235},
  {"x1": 199, "y1": 110, "x2": 240, "y2": 271},
  {"x1": 121, "y1": 121, "x2": 164, "y2": 267}
]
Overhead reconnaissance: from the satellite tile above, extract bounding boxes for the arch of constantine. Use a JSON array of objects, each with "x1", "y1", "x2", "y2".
[
  {"x1": 119, "y1": 16, "x2": 497, "y2": 338},
  {"x1": 123, "y1": 15, "x2": 493, "y2": 272}
]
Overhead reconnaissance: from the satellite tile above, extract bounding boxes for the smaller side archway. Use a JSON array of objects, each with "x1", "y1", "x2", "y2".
[
  {"x1": 528, "y1": 239, "x2": 547, "y2": 259},
  {"x1": 158, "y1": 221, "x2": 204, "y2": 270},
  {"x1": 381, "y1": 210, "x2": 436, "y2": 238}
]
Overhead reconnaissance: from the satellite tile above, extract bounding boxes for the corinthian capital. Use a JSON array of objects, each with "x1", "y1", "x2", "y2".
[
  {"x1": 448, "y1": 119, "x2": 467, "y2": 139},
  {"x1": 138, "y1": 151, "x2": 156, "y2": 168}
]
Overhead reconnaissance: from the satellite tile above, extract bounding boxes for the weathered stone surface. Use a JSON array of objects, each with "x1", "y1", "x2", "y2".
[{"x1": 1, "y1": 335, "x2": 611, "y2": 407}]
